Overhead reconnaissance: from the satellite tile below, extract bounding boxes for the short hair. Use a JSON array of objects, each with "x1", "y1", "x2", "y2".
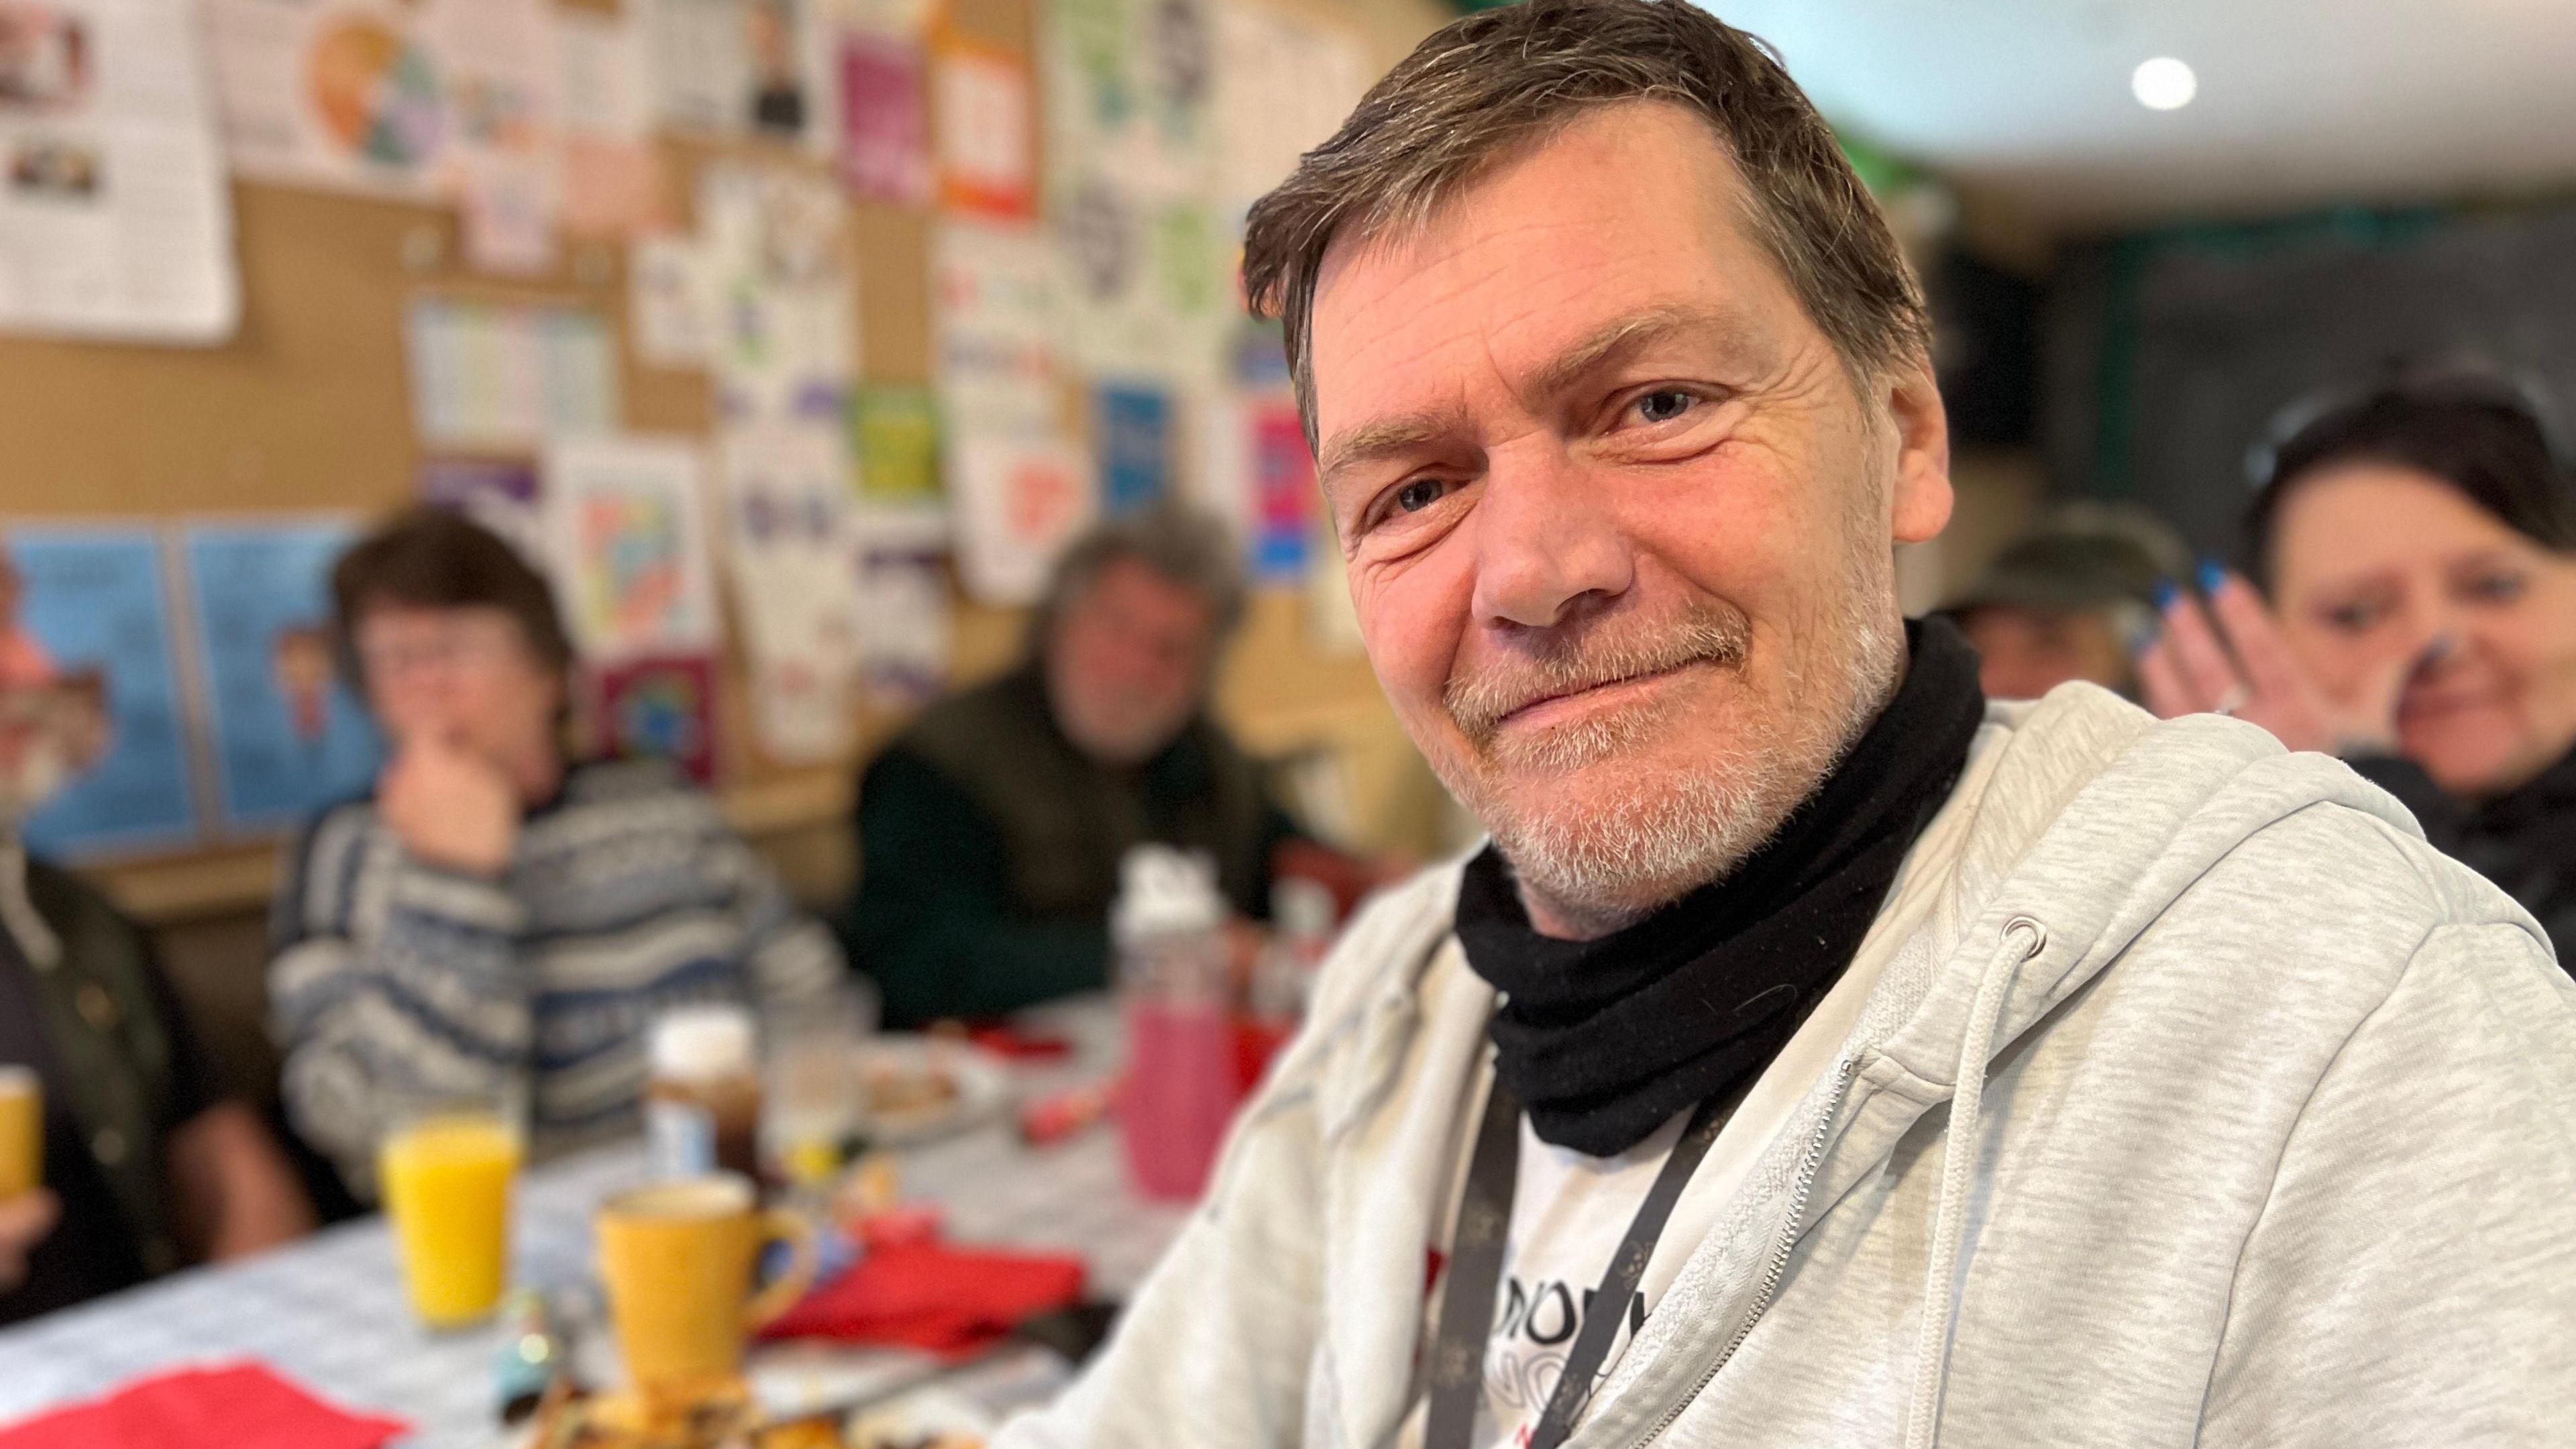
[
  {"x1": 1241, "y1": 0, "x2": 1929, "y2": 441},
  {"x1": 2247, "y1": 375, "x2": 2576, "y2": 590},
  {"x1": 1033, "y1": 505, "x2": 1248, "y2": 657},
  {"x1": 329, "y1": 506, "x2": 576, "y2": 694}
]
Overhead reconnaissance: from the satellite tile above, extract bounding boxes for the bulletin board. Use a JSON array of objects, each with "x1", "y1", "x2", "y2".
[{"x1": 0, "y1": 0, "x2": 1449, "y2": 928}]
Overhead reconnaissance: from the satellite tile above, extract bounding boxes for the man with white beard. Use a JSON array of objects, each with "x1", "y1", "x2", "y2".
[{"x1": 997, "y1": 3, "x2": 2576, "y2": 1445}]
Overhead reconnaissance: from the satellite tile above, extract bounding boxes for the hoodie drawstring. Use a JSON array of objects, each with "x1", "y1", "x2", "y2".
[{"x1": 1904, "y1": 915, "x2": 2047, "y2": 1449}]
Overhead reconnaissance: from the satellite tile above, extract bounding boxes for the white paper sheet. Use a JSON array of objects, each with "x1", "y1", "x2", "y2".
[
  {"x1": 541, "y1": 435, "x2": 722, "y2": 663},
  {"x1": 0, "y1": 0, "x2": 238, "y2": 340},
  {"x1": 407, "y1": 299, "x2": 620, "y2": 449},
  {"x1": 205, "y1": 0, "x2": 559, "y2": 205},
  {"x1": 716, "y1": 421, "x2": 861, "y2": 760},
  {"x1": 627, "y1": 232, "x2": 718, "y2": 369},
  {"x1": 947, "y1": 429, "x2": 1093, "y2": 606}
]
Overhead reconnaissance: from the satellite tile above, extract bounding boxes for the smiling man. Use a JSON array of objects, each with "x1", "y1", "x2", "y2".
[{"x1": 996, "y1": 4, "x2": 2576, "y2": 1447}]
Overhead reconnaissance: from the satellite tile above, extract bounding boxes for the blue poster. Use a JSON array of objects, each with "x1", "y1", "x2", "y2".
[
  {"x1": 5, "y1": 528, "x2": 200, "y2": 857},
  {"x1": 182, "y1": 523, "x2": 384, "y2": 835},
  {"x1": 1095, "y1": 383, "x2": 1171, "y2": 516}
]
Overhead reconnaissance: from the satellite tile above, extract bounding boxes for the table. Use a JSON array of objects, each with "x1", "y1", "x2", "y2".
[{"x1": 0, "y1": 1003, "x2": 1190, "y2": 1446}]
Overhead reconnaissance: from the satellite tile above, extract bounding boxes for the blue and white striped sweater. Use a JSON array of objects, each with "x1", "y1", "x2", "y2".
[{"x1": 270, "y1": 759, "x2": 843, "y2": 1193}]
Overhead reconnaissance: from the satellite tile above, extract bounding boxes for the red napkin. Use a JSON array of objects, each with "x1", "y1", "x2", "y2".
[
  {"x1": 759, "y1": 1241, "x2": 1087, "y2": 1358},
  {"x1": 0, "y1": 1362, "x2": 409, "y2": 1449}
]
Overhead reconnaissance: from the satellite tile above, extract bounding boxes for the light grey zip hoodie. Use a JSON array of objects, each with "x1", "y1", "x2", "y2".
[{"x1": 996, "y1": 685, "x2": 2576, "y2": 1448}]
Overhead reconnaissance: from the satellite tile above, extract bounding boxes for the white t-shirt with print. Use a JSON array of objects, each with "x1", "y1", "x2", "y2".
[{"x1": 1419, "y1": 720, "x2": 2010, "y2": 1449}]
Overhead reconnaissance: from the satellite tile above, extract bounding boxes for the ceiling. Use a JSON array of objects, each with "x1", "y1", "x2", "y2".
[{"x1": 1697, "y1": 1, "x2": 2576, "y2": 231}]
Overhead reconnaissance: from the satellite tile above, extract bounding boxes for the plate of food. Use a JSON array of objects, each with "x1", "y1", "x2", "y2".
[{"x1": 853, "y1": 1036, "x2": 1012, "y2": 1146}]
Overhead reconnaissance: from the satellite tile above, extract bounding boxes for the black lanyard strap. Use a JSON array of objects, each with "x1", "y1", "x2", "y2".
[{"x1": 1424, "y1": 1071, "x2": 1739, "y2": 1449}]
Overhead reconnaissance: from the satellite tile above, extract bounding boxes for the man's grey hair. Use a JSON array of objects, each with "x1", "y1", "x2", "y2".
[
  {"x1": 1241, "y1": 0, "x2": 1930, "y2": 445},
  {"x1": 1032, "y1": 504, "x2": 1250, "y2": 654}
]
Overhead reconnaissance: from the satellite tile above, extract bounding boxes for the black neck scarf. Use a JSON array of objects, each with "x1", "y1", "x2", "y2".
[{"x1": 1455, "y1": 617, "x2": 1986, "y2": 1157}]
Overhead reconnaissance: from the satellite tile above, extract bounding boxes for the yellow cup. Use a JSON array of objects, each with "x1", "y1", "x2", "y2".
[
  {"x1": 379, "y1": 1112, "x2": 521, "y2": 1329},
  {"x1": 596, "y1": 1175, "x2": 817, "y2": 1401},
  {"x1": 0, "y1": 1066, "x2": 37, "y2": 1200}
]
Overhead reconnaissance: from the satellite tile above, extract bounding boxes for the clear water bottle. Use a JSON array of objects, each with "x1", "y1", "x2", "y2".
[{"x1": 1114, "y1": 845, "x2": 1240, "y2": 1200}]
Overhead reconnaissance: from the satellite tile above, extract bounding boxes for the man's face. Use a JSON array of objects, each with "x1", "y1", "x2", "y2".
[
  {"x1": 356, "y1": 604, "x2": 564, "y2": 769},
  {"x1": 1045, "y1": 557, "x2": 1218, "y2": 767},
  {"x1": 1309, "y1": 102, "x2": 1952, "y2": 933}
]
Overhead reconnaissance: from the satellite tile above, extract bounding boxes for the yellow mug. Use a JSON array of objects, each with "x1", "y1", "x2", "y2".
[
  {"x1": 596, "y1": 1175, "x2": 818, "y2": 1400},
  {"x1": 0, "y1": 1065, "x2": 38, "y2": 1199}
]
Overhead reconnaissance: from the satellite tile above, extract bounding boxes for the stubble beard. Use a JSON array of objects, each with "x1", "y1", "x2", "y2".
[{"x1": 1433, "y1": 557, "x2": 1906, "y2": 936}]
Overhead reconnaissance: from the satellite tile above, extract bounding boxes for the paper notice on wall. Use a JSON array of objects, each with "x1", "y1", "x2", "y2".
[
  {"x1": 1248, "y1": 396, "x2": 1316, "y2": 582},
  {"x1": 930, "y1": 34, "x2": 1031, "y2": 220},
  {"x1": 850, "y1": 385, "x2": 941, "y2": 511},
  {"x1": 205, "y1": 0, "x2": 559, "y2": 203},
  {"x1": 699, "y1": 161, "x2": 855, "y2": 423},
  {"x1": 557, "y1": 7, "x2": 663, "y2": 238},
  {"x1": 714, "y1": 422, "x2": 861, "y2": 761},
  {"x1": 850, "y1": 513, "x2": 949, "y2": 710},
  {"x1": 2, "y1": 525, "x2": 201, "y2": 857},
  {"x1": 407, "y1": 299, "x2": 620, "y2": 449},
  {"x1": 642, "y1": 0, "x2": 812, "y2": 142},
  {"x1": 417, "y1": 455, "x2": 546, "y2": 567},
  {"x1": 1212, "y1": 3, "x2": 1366, "y2": 218},
  {"x1": 628, "y1": 233, "x2": 717, "y2": 370},
  {"x1": 541, "y1": 436, "x2": 721, "y2": 663},
  {"x1": 180, "y1": 519, "x2": 386, "y2": 836},
  {"x1": 1044, "y1": 0, "x2": 1224, "y2": 379},
  {"x1": 586, "y1": 651, "x2": 718, "y2": 784},
  {"x1": 837, "y1": 28, "x2": 928, "y2": 203},
  {"x1": 1095, "y1": 381, "x2": 1169, "y2": 516},
  {"x1": 930, "y1": 220, "x2": 1059, "y2": 432},
  {"x1": 0, "y1": 0, "x2": 238, "y2": 341},
  {"x1": 949, "y1": 430, "x2": 1091, "y2": 606},
  {"x1": 455, "y1": 144, "x2": 558, "y2": 275}
]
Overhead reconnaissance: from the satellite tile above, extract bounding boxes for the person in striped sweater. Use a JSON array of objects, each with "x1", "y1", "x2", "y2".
[{"x1": 268, "y1": 510, "x2": 843, "y2": 1198}]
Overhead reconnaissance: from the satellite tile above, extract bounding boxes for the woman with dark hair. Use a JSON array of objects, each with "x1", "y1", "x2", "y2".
[{"x1": 2141, "y1": 370, "x2": 2576, "y2": 964}]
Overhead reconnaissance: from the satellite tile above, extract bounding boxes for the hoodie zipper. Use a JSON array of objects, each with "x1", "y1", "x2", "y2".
[{"x1": 1622, "y1": 1053, "x2": 1860, "y2": 1449}]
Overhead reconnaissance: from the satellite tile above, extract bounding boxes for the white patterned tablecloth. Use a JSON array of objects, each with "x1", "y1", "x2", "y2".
[{"x1": 0, "y1": 1002, "x2": 1189, "y2": 1447}]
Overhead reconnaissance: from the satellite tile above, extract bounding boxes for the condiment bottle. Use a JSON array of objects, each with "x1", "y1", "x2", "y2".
[{"x1": 644, "y1": 1005, "x2": 762, "y2": 1183}]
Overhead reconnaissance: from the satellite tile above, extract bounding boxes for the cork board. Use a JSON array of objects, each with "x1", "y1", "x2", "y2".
[{"x1": 0, "y1": 0, "x2": 1447, "y2": 926}]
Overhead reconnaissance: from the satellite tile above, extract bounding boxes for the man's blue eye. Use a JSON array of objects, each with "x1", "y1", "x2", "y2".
[
  {"x1": 1395, "y1": 479, "x2": 1446, "y2": 513},
  {"x1": 1635, "y1": 390, "x2": 1694, "y2": 425}
]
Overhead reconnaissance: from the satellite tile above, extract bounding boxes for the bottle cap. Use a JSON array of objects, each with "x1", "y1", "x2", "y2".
[
  {"x1": 649, "y1": 1004, "x2": 755, "y2": 1083},
  {"x1": 1112, "y1": 845, "x2": 1224, "y2": 943}
]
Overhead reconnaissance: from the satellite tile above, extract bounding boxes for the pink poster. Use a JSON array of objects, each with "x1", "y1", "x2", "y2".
[
  {"x1": 1250, "y1": 401, "x2": 1316, "y2": 581},
  {"x1": 841, "y1": 31, "x2": 931, "y2": 203}
]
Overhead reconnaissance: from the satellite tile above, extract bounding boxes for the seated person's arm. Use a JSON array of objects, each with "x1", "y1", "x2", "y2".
[
  {"x1": 842, "y1": 750, "x2": 1113, "y2": 1026},
  {"x1": 123, "y1": 937, "x2": 312, "y2": 1260},
  {"x1": 268, "y1": 806, "x2": 535, "y2": 1195},
  {"x1": 167, "y1": 1104, "x2": 313, "y2": 1262}
]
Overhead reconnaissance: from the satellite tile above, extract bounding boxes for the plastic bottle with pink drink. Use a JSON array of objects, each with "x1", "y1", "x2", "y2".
[{"x1": 1114, "y1": 846, "x2": 1241, "y2": 1200}]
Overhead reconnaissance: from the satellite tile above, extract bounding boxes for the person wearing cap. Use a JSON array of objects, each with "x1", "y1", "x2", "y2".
[
  {"x1": 2141, "y1": 370, "x2": 2576, "y2": 965},
  {"x1": 1944, "y1": 506, "x2": 2186, "y2": 702},
  {"x1": 0, "y1": 588, "x2": 312, "y2": 1324},
  {"x1": 269, "y1": 509, "x2": 845, "y2": 1199}
]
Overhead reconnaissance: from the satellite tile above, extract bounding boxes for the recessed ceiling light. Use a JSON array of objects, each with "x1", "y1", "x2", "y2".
[{"x1": 2132, "y1": 56, "x2": 2197, "y2": 111}]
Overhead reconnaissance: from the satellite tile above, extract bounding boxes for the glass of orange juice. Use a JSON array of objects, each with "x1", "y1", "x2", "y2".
[
  {"x1": 0, "y1": 1065, "x2": 38, "y2": 1200},
  {"x1": 378, "y1": 1098, "x2": 523, "y2": 1330}
]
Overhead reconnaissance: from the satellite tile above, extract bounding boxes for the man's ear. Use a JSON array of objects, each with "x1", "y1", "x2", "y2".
[{"x1": 1886, "y1": 360, "x2": 1953, "y2": 545}]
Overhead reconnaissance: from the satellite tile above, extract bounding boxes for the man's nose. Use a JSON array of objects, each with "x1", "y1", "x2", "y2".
[{"x1": 1468, "y1": 444, "x2": 1635, "y2": 630}]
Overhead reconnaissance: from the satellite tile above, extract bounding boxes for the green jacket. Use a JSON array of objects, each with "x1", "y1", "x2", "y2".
[
  {"x1": 841, "y1": 668, "x2": 1301, "y2": 1026},
  {"x1": 7, "y1": 851, "x2": 190, "y2": 1277}
]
